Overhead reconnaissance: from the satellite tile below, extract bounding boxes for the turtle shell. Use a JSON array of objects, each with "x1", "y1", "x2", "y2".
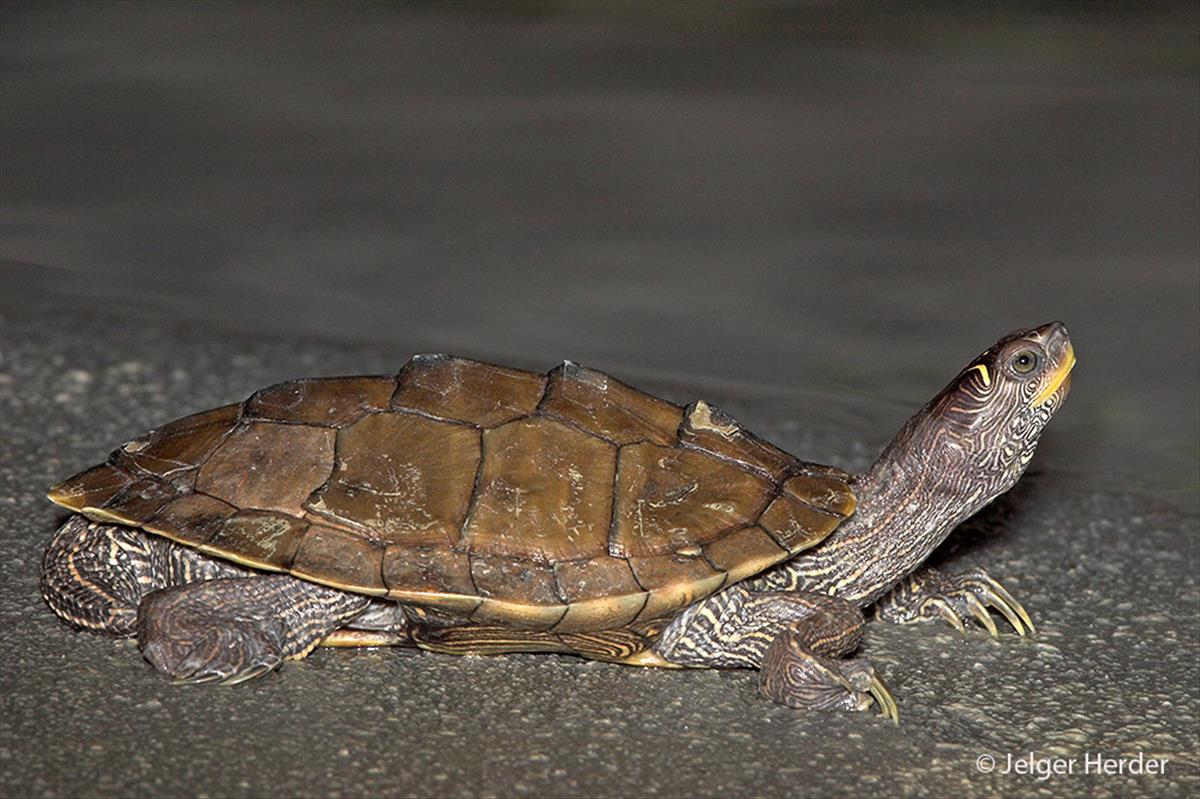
[{"x1": 47, "y1": 355, "x2": 856, "y2": 633}]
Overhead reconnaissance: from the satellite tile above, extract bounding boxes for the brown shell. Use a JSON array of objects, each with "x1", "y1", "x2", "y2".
[{"x1": 48, "y1": 356, "x2": 856, "y2": 632}]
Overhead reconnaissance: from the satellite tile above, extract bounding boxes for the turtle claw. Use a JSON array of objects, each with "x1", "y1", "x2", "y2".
[
  {"x1": 976, "y1": 584, "x2": 1027, "y2": 636},
  {"x1": 975, "y1": 575, "x2": 1035, "y2": 634},
  {"x1": 172, "y1": 672, "x2": 223, "y2": 686},
  {"x1": 152, "y1": 629, "x2": 282, "y2": 685},
  {"x1": 964, "y1": 593, "x2": 999, "y2": 638},
  {"x1": 220, "y1": 662, "x2": 276, "y2": 686},
  {"x1": 954, "y1": 568, "x2": 1035, "y2": 636},
  {"x1": 877, "y1": 566, "x2": 1034, "y2": 638},
  {"x1": 760, "y1": 629, "x2": 900, "y2": 723},
  {"x1": 838, "y1": 657, "x2": 899, "y2": 724},
  {"x1": 925, "y1": 597, "x2": 966, "y2": 633},
  {"x1": 867, "y1": 671, "x2": 899, "y2": 724}
]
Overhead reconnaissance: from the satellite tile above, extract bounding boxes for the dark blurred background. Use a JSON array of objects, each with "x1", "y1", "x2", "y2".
[
  {"x1": 3, "y1": 5, "x2": 1199, "y2": 797},
  {"x1": 3, "y1": 0, "x2": 1197, "y2": 494}
]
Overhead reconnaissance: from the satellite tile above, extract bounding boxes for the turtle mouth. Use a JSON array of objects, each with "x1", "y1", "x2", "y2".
[{"x1": 1032, "y1": 342, "x2": 1076, "y2": 406}]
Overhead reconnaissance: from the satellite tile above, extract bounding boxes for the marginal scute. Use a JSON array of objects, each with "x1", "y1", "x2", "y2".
[
  {"x1": 382, "y1": 544, "x2": 480, "y2": 615},
  {"x1": 86, "y1": 478, "x2": 180, "y2": 526},
  {"x1": 629, "y1": 553, "x2": 727, "y2": 622},
  {"x1": 553, "y1": 557, "x2": 648, "y2": 632},
  {"x1": 47, "y1": 463, "x2": 134, "y2": 512},
  {"x1": 539, "y1": 361, "x2": 684, "y2": 446},
  {"x1": 291, "y1": 524, "x2": 387, "y2": 595},
  {"x1": 470, "y1": 555, "x2": 564, "y2": 604},
  {"x1": 144, "y1": 493, "x2": 238, "y2": 547},
  {"x1": 195, "y1": 421, "x2": 336, "y2": 516},
  {"x1": 306, "y1": 412, "x2": 480, "y2": 546},
  {"x1": 469, "y1": 555, "x2": 568, "y2": 629},
  {"x1": 199, "y1": 510, "x2": 309, "y2": 571},
  {"x1": 471, "y1": 599, "x2": 569, "y2": 630},
  {"x1": 702, "y1": 525, "x2": 790, "y2": 583},
  {"x1": 464, "y1": 417, "x2": 615, "y2": 563},
  {"x1": 554, "y1": 556, "x2": 643, "y2": 601},
  {"x1": 758, "y1": 492, "x2": 842, "y2": 554},
  {"x1": 245, "y1": 377, "x2": 395, "y2": 428},
  {"x1": 112, "y1": 403, "x2": 241, "y2": 478},
  {"x1": 46, "y1": 357, "x2": 856, "y2": 625},
  {"x1": 611, "y1": 441, "x2": 774, "y2": 557},
  {"x1": 782, "y1": 472, "x2": 856, "y2": 518},
  {"x1": 679, "y1": 400, "x2": 796, "y2": 480},
  {"x1": 794, "y1": 462, "x2": 854, "y2": 483},
  {"x1": 553, "y1": 594, "x2": 649, "y2": 634},
  {"x1": 392, "y1": 354, "x2": 546, "y2": 428}
]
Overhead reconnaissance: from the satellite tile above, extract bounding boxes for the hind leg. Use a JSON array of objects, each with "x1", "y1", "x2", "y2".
[
  {"x1": 41, "y1": 515, "x2": 245, "y2": 635},
  {"x1": 138, "y1": 576, "x2": 370, "y2": 683},
  {"x1": 43, "y1": 515, "x2": 374, "y2": 682}
]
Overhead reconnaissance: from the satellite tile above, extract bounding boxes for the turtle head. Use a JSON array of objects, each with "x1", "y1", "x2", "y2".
[
  {"x1": 918, "y1": 321, "x2": 1075, "y2": 495},
  {"x1": 821, "y1": 324, "x2": 1074, "y2": 607},
  {"x1": 877, "y1": 322, "x2": 1075, "y2": 509}
]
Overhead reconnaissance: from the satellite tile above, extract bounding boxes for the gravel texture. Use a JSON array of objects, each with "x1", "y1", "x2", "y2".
[
  {"x1": 2, "y1": 296, "x2": 1197, "y2": 798},
  {"x1": 1, "y1": 3, "x2": 1197, "y2": 797}
]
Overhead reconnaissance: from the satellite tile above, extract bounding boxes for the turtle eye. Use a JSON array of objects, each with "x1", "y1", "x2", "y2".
[{"x1": 1010, "y1": 349, "x2": 1040, "y2": 375}]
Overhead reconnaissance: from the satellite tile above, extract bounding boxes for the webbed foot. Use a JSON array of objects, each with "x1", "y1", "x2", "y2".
[
  {"x1": 135, "y1": 575, "x2": 370, "y2": 684},
  {"x1": 876, "y1": 566, "x2": 1034, "y2": 637},
  {"x1": 138, "y1": 582, "x2": 287, "y2": 684},
  {"x1": 759, "y1": 625, "x2": 898, "y2": 723}
]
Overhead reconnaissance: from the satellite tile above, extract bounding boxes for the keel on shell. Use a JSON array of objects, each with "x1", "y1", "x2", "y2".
[{"x1": 48, "y1": 354, "x2": 856, "y2": 632}]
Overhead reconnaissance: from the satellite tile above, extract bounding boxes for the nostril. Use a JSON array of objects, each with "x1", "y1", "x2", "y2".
[
  {"x1": 1033, "y1": 320, "x2": 1067, "y2": 339},
  {"x1": 1031, "y1": 321, "x2": 1071, "y2": 355}
]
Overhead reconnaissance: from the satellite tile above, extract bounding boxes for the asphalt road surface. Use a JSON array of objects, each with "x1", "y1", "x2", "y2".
[{"x1": 2, "y1": 3, "x2": 1197, "y2": 797}]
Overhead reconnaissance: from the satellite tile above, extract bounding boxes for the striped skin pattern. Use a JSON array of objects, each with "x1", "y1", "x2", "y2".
[
  {"x1": 747, "y1": 322, "x2": 1073, "y2": 606},
  {"x1": 41, "y1": 516, "x2": 248, "y2": 634},
  {"x1": 44, "y1": 516, "x2": 396, "y2": 683},
  {"x1": 759, "y1": 632, "x2": 892, "y2": 717},
  {"x1": 40, "y1": 323, "x2": 1072, "y2": 717},
  {"x1": 651, "y1": 323, "x2": 1072, "y2": 717},
  {"x1": 44, "y1": 356, "x2": 854, "y2": 637},
  {"x1": 655, "y1": 588, "x2": 865, "y2": 669},
  {"x1": 138, "y1": 576, "x2": 370, "y2": 684}
]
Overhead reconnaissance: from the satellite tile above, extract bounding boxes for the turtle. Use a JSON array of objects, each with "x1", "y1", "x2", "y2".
[{"x1": 41, "y1": 322, "x2": 1075, "y2": 720}]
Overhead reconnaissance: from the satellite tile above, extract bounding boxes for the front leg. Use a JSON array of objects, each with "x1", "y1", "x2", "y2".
[
  {"x1": 654, "y1": 586, "x2": 897, "y2": 722},
  {"x1": 876, "y1": 565, "x2": 1034, "y2": 636}
]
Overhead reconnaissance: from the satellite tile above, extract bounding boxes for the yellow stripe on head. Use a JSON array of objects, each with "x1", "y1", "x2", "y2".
[
  {"x1": 1033, "y1": 342, "x2": 1076, "y2": 405},
  {"x1": 967, "y1": 363, "x2": 991, "y2": 387}
]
